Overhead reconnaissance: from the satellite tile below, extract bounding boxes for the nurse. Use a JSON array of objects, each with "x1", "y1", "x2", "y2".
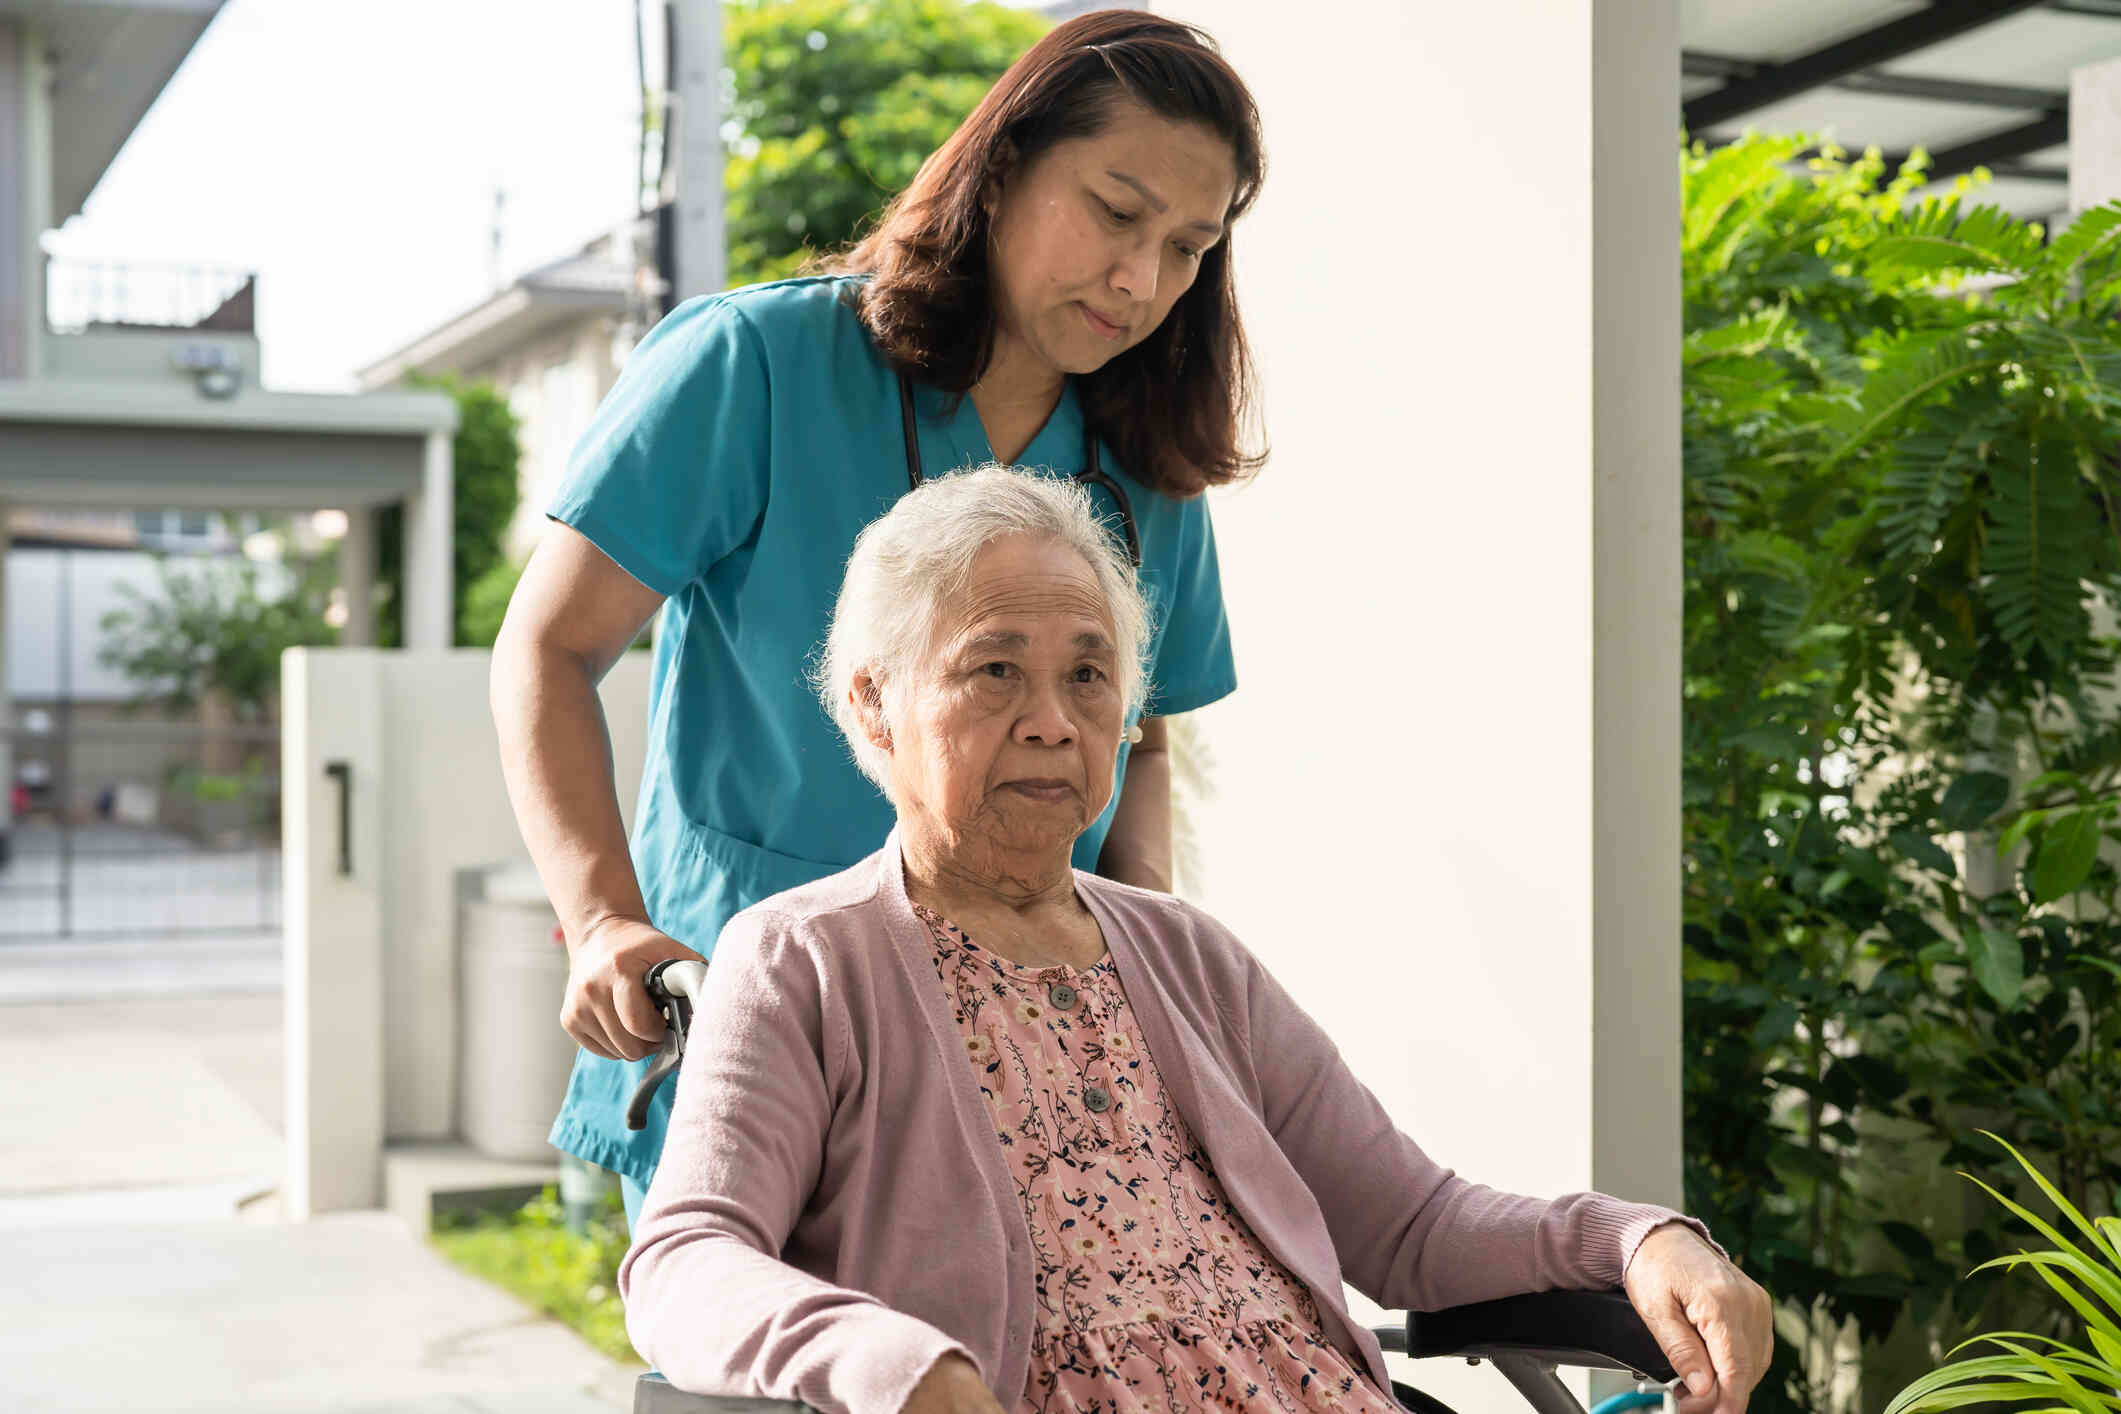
[{"x1": 491, "y1": 9, "x2": 1265, "y2": 1222}]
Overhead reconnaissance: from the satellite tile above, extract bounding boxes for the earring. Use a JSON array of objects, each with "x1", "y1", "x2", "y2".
[{"x1": 1125, "y1": 723, "x2": 1144, "y2": 746}]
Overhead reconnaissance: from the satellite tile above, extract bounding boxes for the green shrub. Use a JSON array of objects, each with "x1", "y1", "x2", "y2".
[{"x1": 1683, "y1": 135, "x2": 2121, "y2": 1412}]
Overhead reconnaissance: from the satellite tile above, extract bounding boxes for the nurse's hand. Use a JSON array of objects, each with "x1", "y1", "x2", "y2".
[{"x1": 562, "y1": 916, "x2": 700, "y2": 1061}]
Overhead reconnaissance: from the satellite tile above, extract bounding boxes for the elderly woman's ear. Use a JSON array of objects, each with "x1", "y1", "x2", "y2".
[{"x1": 850, "y1": 670, "x2": 892, "y2": 753}]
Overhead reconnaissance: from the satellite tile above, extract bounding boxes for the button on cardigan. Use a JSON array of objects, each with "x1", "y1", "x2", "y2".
[{"x1": 620, "y1": 833, "x2": 1703, "y2": 1414}]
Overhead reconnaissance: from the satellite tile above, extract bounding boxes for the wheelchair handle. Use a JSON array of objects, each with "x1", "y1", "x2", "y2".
[{"x1": 625, "y1": 958, "x2": 709, "y2": 1131}]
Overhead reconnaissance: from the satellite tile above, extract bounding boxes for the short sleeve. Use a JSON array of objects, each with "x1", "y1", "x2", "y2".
[
  {"x1": 546, "y1": 297, "x2": 772, "y2": 596},
  {"x1": 1147, "y1": 496, "x2": 1238, "y2": 716}
]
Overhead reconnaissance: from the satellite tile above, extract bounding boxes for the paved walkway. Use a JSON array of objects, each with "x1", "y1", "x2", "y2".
[{"x1": 0, "y1": 945, "x2": 638, "y2": 1413}]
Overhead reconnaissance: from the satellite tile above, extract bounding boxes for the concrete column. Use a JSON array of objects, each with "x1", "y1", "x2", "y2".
[
  {"x1": 2071, "y1": 54, "x2": 2121, "y2": 213},
  {"x1": 339, "y1": 507, "x2": 375, "y2": 648},
  {"x1": 1161, "y1": 2, "x2": 1678, "y2": 1401},
  {"x1": 401, "y1": 431, "x2": 454, "y2": 650},
  {"x1": 283, "y1": 647, "x2": 385, "y2": 1215}
]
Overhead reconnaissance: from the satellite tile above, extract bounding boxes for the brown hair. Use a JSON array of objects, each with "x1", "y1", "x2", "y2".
[{"x1": 827, "y1": 10, "x2": 1265, "y2": 500}]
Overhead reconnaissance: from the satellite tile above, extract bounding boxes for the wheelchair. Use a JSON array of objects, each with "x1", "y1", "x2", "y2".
[{"x1": 626, "y1": 962, "x2": 1683, "y2": 1414}]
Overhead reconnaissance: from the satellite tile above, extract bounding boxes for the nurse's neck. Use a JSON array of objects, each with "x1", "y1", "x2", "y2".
[{"x1": 970, "y1": 331, "x2": 1066, "y2": 466}]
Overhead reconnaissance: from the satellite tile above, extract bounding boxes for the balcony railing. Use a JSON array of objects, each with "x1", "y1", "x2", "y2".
[{"x1": 44, "y1": 258, "x2": 257, "y2": 335}]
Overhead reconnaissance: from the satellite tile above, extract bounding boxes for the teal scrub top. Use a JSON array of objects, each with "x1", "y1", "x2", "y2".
[{"x1": 544, "y1": 276, "x2": 1238, "y2": 1185}]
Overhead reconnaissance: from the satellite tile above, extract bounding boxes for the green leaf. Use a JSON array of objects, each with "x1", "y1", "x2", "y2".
[
  {"x1": 1892, "y1": 829, "x2": 1958, "y2": 878},
  {"x1": 1751, "y1": 1001, "x2": 1800, "y2": 1049},
  {"x1": 1980, "y1": 1130, "x2": 2121, "y2": 1267},
  {"x1": 2033, "y1": 809, "x2": 2105, "y2": 903},
  {"x1": 1968, "y1": 928, "x2": 2026, "y2": 1008},
  {"x1": 2045, "y1": 202, "x2": 2121, "y2": 293},
  {"x1": 2005, "y1": 1255, "x2": 2121, "y2": 1357},
  {"x1": 1727, "y1": 723, "x2": 1808, "y2": 762},
  {"x1": 1941, "y1": 771, "x2": 2013, "y2": 830},
  {"x1": 1882, "y1": 1220, "x2": 1935, "y2": 1263},
  {"x1": 1818, "y1": 330, "x2": 1996, "y2": 473},
  {"x1": 1979, "y1": 1337, "x2": 2113, "y2": 1414},
  {"x1": 1984, "y1": 431, "x2": 2099, "y2": 667},
  {"x1": 1999, "y1": 808, "x2": 2053, "y2": 859},
  {"x1": 1868, "y1": 202, "x2": 2046, "y2": 280}
]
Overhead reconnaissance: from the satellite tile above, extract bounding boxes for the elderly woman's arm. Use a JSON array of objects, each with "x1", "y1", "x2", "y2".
[
  {"x1": 619, "y1": 912, "x2": 976, "y2": 1414},
  {"x1": 1096, "y1": 716, "x2": 1172, "y2": 891},
  {"x1": 1234, "y1": 945, "x2": 1770, "y2": 1414},
  {"x1": 1234, "y1": 943, "x2": 1709, "y2": 1302}
]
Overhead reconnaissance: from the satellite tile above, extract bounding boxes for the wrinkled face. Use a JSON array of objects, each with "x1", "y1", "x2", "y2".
[
  {"x1": 874, "y1": 534, "x2": 1126, "y2": 869},
  {"x1": 985, "y1": 99, "x2": 1238, "y2": 378}
]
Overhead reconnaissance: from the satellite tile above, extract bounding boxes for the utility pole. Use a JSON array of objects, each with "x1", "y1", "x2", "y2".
[{"x1": 661, "y1": 0, "x2": 724, "y2": 313}]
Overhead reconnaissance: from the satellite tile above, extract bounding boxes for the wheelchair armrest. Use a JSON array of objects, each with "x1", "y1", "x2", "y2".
[
  {"x1": 635, "y1": 1373, "x2": 816, "y2": 1414},
  {"x1": 1403, "y1": 1289, "x2": 1677, "y2": 1383}
]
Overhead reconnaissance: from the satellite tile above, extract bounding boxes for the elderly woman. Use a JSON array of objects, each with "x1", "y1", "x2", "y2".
[{"x1": 621, "y1": 468, "x2": 1772, "y2": 1414}]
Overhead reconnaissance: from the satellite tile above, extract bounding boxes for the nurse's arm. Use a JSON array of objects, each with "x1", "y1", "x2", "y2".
[
  {"x1": 491, "y1": 523, "x2": 695, "y2": 1061},
  {"x1": 1096, "y1": 714, "x2": 1172, "y2": 893}
]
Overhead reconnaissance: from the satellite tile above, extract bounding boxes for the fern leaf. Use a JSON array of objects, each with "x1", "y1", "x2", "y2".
[
  {"x1": 2013, "y1": 320, "x2": 2121, "y2": 417},
  {"x1": 1983, "y1": 433, "x2": 2097, "y2": 665},
  {"x1": 1684, "y1": 307, "x2": 1795, "y2": 366},
  {"x1": 1819, "y1": 329, "x2": 1996, "y2": 473},
  {"x1": 1683, "y1": 134, "x2": 1810, "y2": 271},
  {"x1": 1879, "y1": 405, "x2": 1995, "y2": 560},
  {"x1": 2042, "y1": 202, "x2": 2121, "y2": 290},
  {"x1": 1868, "y1": 202, "x2": 2045, "y2": 281}
]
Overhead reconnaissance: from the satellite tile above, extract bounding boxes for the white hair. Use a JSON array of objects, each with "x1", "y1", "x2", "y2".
[{"x1": 815, "y1": 464, "x2": 1152, "y2": 791}]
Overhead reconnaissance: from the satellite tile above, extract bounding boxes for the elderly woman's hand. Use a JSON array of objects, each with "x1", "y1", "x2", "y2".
[
  {"x1": 1622, "y1": 1223, "x2": 1773, "y2": 1414},
  {"x1": 900, "y1": 1354, "x2": 1006, "y2": 1414}
]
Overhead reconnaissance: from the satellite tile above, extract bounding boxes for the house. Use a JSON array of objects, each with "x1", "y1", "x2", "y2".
[
  {"x1": 354, "y1": 218, "x2": 661, "y2": 559},
  {"x1": 0, "y1": 0, "x2": 455, "y2": 914}
]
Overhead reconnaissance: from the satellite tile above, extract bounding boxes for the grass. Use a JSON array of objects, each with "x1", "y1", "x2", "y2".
[{"x1": 431, "y1": 1184, "x2": 640, "y2": 1363}]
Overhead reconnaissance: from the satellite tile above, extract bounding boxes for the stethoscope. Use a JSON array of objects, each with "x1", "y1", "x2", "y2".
[{"x1": 897, "y1": 372, "x2": 1141, "y2": 566}]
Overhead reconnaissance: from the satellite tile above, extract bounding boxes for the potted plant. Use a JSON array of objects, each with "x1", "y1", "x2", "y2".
[{"x1": 1887, "y1": 1133, "x2": 2121, "y2": 1414}]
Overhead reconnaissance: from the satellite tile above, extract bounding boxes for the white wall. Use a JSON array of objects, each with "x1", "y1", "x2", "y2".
[
  {"x1": 40, "y1": 326, "x2": 261, "y2": 384},
  {"x1": 283, "y1": 647, "x2": 652, "y2": 1214},
  {"x1": 7, "y1": 545, "x2": 301, "y2": 703},
  {"x1": 1163, "y1": 2, "x2": 1680, "y2": 1396},
  {"x1": 7, "y1": 546, "x2": 183, "y2": 701},
  {"x1": 2074, "y1": 53, "x2": 2121, "y2": 213}
]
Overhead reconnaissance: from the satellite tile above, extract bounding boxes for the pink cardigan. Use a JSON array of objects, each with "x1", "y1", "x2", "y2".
[{"x1": 621, "y1": 834, "x2": 1699, "y2": 1414}]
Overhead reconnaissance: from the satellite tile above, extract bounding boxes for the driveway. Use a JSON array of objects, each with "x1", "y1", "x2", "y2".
[{"x1": 0, "y1": 944, "x2": 636, "y2": 1412}]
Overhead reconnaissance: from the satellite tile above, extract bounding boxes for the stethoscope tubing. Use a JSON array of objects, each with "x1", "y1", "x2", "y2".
[{"x1": 897, "y1": 372, "x2": 1141, "y2": 566}]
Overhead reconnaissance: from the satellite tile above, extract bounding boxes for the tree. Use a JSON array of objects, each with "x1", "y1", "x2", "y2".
[
  {"x1": 375, "y1": 374, "x2": 523, "y2": 646},
  {"x1": 98, "y1": 556, "x2": 333, "y2": 722},
  {"x1": 721, "y1": 0, "x2": 1048, "y2": 287}
]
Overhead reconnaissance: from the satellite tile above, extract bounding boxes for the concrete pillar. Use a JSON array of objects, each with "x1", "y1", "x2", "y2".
[
  {"x1": 401, "y1": 431, "x2": 454, "y2": 650},
  {"x1": 1162, "y1": 1, "x2": 1679, "y2": 1398},
  {"x1": 282, "y1": 647, "x2": 385, "y2": 1216},
  {"x1": 0, "y1": 21, "x2": 28, "y2": 378},
  {"x1": 2071, "y1": 54, "x2": 2121, "y2": 213},
  {"x1": 339, "y1": 507, "x2": 375, "y2": 649}
]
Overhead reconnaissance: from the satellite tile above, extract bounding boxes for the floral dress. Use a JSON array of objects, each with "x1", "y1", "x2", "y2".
[{"x1": 916, "y1": 904, "x2": 1404, "y2": 1414}]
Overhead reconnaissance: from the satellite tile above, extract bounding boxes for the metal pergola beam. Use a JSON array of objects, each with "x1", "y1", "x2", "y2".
[
  {"x1": 1684, "y1": 0, "x2": 2050, "y2": 132},
  {"x1": 1683, "y1": 51, "x2": 2066, "y2": 112},
  {"x1": 1880, "y1": 111, "x2": 2072, "y2": 183},
  {"x1": 1836, "y1": 70, "x2": 2065, "y2": 111}
]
